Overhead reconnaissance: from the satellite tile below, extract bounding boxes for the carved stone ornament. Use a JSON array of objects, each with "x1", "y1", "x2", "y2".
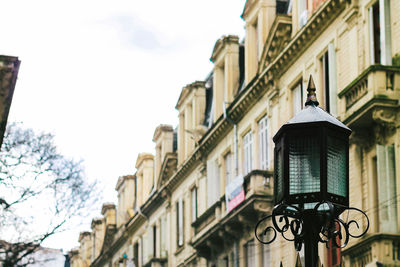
[
  {"x1": 372, "y1": 108, "x2": 400, "y2": 145},
  {"x1": 349, "y1": 130, "x2": 374, "y2": 149}
]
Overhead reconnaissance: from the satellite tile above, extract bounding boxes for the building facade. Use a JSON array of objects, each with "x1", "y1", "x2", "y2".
[{"x1": 70, "y1": 0, "x2": 400, "y2": 266}]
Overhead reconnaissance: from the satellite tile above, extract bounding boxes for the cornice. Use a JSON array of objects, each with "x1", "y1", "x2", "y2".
[
  {"x1": 152, "y1": 124, "x2": 173, "y2": 142},
  {"x1": 341, "y1": 233, "x2": 400, "y2": 256},
  {"x1": 141, "y1": 189, "x2": 166, "y2": 217},
  {"x1": 115, "y1": 175, "x2": 135, "y2": 191},
  {"x1": 241, "y1": 0, "x2": 257, "y2": 20},
  {"x1": 175, "y1": 81, "x2": 205, "y2": 110},
  {"x1": 135, "y1": 152, "x2": 154, "y2": 169},
  {"x1": 262, "y1": 0, "x2": 348, "y2": 79},
  {"x1": 210, "y1": 35, "x2": 239, "y2": 63},
  {"x1": 101, "y1": 202, "x2": 115, "y2": 215}
]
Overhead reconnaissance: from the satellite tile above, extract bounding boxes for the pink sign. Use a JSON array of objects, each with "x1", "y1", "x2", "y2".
[{"x1": 227, "y1": 189, "x2": 245, "y2": 212}]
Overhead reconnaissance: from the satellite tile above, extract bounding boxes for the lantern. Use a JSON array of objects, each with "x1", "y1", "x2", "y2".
[{"x1": 273, "y1": 76, "x2": 351, "y2": 213}]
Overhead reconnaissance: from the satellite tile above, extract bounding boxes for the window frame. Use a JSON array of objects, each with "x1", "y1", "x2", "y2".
[
  {"x1": 258, "y1": 115, "x2": 270, "y2": 170},
  {"x1": 243, "y1": 131, "x2": 253, "y2": 175},
  {"x1": 176, "y1": 197, "x2": 184, "y2": 248}
]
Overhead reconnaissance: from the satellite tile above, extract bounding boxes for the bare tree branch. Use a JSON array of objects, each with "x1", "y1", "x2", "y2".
[{"x1": 0, "y1": 123, "x2": 99, "y2": 266}]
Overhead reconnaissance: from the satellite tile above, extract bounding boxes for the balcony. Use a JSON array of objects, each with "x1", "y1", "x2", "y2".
[
  {"x1": 191, "y1": 170, "x2": 273, "y2": 258},
  {"x1": 341, "y1": 233, "x2": 400, "y2": 266},
  {"x1": 338, "y1": 65, "x2": 400, "y2": 129}
]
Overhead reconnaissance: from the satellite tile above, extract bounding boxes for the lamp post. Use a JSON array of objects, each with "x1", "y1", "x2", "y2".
[{"x1": 255, "y1": 76, "x2": 369, "y2": 267}]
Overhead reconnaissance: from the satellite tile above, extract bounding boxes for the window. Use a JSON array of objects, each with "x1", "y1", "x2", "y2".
[
  {"x1": 262, "y1": 243, "x2": 271, "y2": 267},
  {"x1": 223, "y1": 256, "x2": 229, "y2": 267},
  {"x1": 369, "y1": 0, "x2": 392, "y2": 65},
  {"x1": 298, "y1": 0, "x2": 308, "y2": 28},
  {"x1": 292, "y1": 80, "x2": 303, "y2": 116},
  {"x1": 258, "y1": 116, "x2": 269, "y2": 170},
  {"x1": 321, "y1": 43, "x2": 338, "y2": 115},
  {"x1": 376, "y1": 144, "x2": 397, "y2": 233},
  {"x1": 243, "y1": 131, "x2": 253, "y2": 175},
  {"x1": 191, "y1": 187, "x2": 198, "y2": 223},
  {"x1": 153, "y1": 225, "x2": 157, "y2": 258},
  {"x1": 160, "y1": 214, "x2": 167, "y2": 258},
  {"x1": 245, "y1": 240, "x2": 256, "y2": 267},
  {"x1": 134, "y1": 176, "x2": 137, "y2": 211},
  {"x1": 225, "y1": 152, "x2": 233, "y2": 185},
  {"x1": 133, "y1": 242, "x2": 139, "y2": 267},
  {"x1": 207, "y1": 159, "x2": 220, "y2": 207},
  {"x1": 176, "y1": 197, "x2": 184, "y2": 247}
]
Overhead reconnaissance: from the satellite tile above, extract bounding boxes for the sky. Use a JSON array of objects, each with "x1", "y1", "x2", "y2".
[{"x1": 0, "y1": 0, "x2": 245, "y2": 252}]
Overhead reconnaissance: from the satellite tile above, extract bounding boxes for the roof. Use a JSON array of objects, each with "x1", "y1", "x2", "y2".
[{"x1": 286, "y1": 105, "x2": 351, "y2": 131}]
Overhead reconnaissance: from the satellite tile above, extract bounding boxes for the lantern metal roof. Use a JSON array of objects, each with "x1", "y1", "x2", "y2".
[{"x1": 274, "y1": 76, "x2": 351, "y2": 142}]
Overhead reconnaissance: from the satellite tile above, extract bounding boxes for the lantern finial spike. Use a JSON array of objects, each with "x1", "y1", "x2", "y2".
[{"x1": 305, "y1": 75, "x2": 319, "y2": 106}]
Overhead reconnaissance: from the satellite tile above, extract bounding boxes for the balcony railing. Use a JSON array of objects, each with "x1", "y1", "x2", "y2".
[
  {"x1": 338, "y1": 65, "x2": 400, "y2": 125},
  {"x1": 342, "y1": 233, "x2": 400, "y2": 266},
  {"x1": 191, "y1": 170, "x2": 273, "y2": 258}
]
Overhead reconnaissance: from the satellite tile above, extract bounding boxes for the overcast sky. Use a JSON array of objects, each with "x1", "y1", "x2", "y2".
[{"x1": 1, "y1": 0, "x2": 245, "y2": 251}]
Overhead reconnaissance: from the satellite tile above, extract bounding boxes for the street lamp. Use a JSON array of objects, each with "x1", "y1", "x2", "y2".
[{"x1": 255, "y1": 76, "x2": 369, "y2": 267}]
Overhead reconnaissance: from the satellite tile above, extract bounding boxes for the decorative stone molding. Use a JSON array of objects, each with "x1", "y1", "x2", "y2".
[
  {"x1": 372, "y1": 107, "x2": 400, "y2": 145},
  {"x1": 259, "y1": 15, "x2": 292, "y2": 72},
  {"x1": 152, "y1": 124, "x2": 173, "y2": 142},
  {"x1": 210, "y1": 35, "x2": 239, "y2": 63},
  {"x1": 349, "y1": 130, "x2": 374, "y2": 150}
]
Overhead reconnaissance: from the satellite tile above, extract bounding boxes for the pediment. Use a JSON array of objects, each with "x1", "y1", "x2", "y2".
[
  {"x1": 157, "y1": 152, "x2": 177, "y2": 189},
  {"x1": 259, "y1": 15, "x2": 292, "y2": 72}
]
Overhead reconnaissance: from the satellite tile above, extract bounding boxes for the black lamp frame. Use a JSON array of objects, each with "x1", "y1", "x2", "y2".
[
  {"x1": 273, "y1": 121, "x2": 350, "y2": 211},
  {"x1": 255, "y1": 76, "x2": 369, "y2": 267}
]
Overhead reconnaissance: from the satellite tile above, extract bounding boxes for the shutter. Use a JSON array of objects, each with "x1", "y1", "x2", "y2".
[
  {"x1": 160, "y1": 214, "x2": 167, "y2": 257},
  {"x1": 328, "y1": 43, "x2": 338, "y2": 116},
  {"x1": 249, "y1": 132, "x2": 253, "y2": 172},
  {"x1": 377, "y1": 144, "x2": 397, "y2": 232},
  {"x1": 368, "y1": 7, "x2": 375, "y2": 64},
  {"x1": 178, "y1": 197, "x2": 184, "y2": 246},
  {"x1": 207, "y1": 160, "x2": 220, "y2": 207},
  {"x1": 147, "y1": 227, "x2": 153, "y2": 260},
  {"x1": 379, "y1": 0, "x2": 392, "y2": 65},
  {"x1": 128, "y1": 244, "x2": 133, "y2": 260},
  {"x1": 142, "y1": 233, "x2": 148, "y2": 264},
  {"x1": 207, "y1": 160, "x2": 214, "y2": 207}
]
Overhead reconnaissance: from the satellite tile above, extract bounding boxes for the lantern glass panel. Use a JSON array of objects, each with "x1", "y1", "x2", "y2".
[
  {"x1": 327, "y1": 136, "x2": 347, "y2": 197},
  {"x1": 275, "y1": 147, "x2": 284, "y2": 200},
  {"x1": 289, "y1": 136, "x2": 320, "y2": 195}
]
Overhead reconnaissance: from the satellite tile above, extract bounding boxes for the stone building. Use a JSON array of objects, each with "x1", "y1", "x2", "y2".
[{"x1": 70, "y1": 0, "x2": 400, "y2": 266}]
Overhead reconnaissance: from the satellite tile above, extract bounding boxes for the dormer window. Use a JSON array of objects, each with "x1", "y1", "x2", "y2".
[
  {"x1": 210, "y1": 35, "x2": 240, "y2": 122},
  {"x1": 176, "y1": 82, "x2": 206, "y2": 164}
]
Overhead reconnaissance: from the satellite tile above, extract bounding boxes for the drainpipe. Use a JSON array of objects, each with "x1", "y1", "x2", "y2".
[{"x1": 223, "y1": 102, "x2": 238, "y2": 176}]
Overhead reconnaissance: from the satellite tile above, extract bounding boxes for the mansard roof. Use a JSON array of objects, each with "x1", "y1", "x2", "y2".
[{"x1": 259, "y1": 14, "x2": 292, "y2": 73}]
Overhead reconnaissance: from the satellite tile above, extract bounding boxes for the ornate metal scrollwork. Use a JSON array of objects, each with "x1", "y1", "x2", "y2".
[{"x1": 255, "y1": 201, "x2": 369, "y2": 251}]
